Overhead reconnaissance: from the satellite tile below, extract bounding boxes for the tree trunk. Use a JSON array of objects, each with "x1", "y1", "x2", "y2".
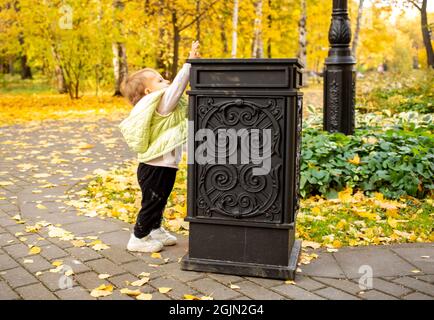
[
  {"x1": 51, "y1": 46, "x2": 67, "y2": 94},
  {"x1": 351, "y1": 0, "x2": 364, "y2": 58},
  {"x1": 267, "y1": 0, "x2": 272, "y2": 58},
  {"x1": 155, "y1": 0, "x2": 167, "y2": 76},
  {"x1": 20, "y1": 55, "x2": 32, "y2": 79},
  {"x1": 18, "y1": 33, "x2": 32, "y2": 79},
  {"x1": 196, "y1": 0, "x2": 201, "y2": 42},
  {"x1": 220, "y1": 19, "x2": 229, "y2": 55},
  {"x1": 171, "y1": 11, "x2": 181, "y2": 80},
  {"x1": 252, "y1": 0, "x2": 264, "y2": 58},
  {"x1": 112, "y1": 42, "x2": 128, "y2": 96},
  {"x1": 297, "y1": 0, "x2": 307, "y2": 84},
  {"x1": 420, "y1": 0, "x2": 434, "y2": 68},
  {"x1": 231, "y1": 0, "x2": 239, "y2": 58},
  {"x1": 112, "y1": 0, "x2": 128, "y2": 96}
]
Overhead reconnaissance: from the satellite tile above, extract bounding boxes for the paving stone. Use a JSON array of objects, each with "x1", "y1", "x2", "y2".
[
  {"x1": 360, "y1": 290, "x2": 398, "y2": 300},
  {"x1": 4, "y1": 224, "x2": 26, "y2": 234},
  {"x1": 402, "y1": 292, "x2": 433, "y2": 300},
  {"x1": 65, "y1": 220, "x2": 121, "y2": 236},
  {"x1": 19, "y1": 234, "x2": 51, "y2": 247},
  {"x1": 20, "y1": 255, "x2": 52, "y2": 273},
  {"x1": 0, "y1": 253, "x2": 19, "y2": 270},
  {"x1": 15, "y1": 283, "x2": 57, "y2": 300},
  {"x1": 100, "y1": 247, "x2": 137, "y2": 264},
  {"x1": 151, "y1": 276, "x2": 201, "y2": 300},
  {"x1": 300, "y1": 251, "x2": 346, "y2": 278},
  {"x1": 66, "y1": 246, "x2": 102, "y2": 262},
  {"x1": 61, "y1": 258, "x2": 91, "y2": 274},
  {"x1": 334, "y1": 247, "x2": 415, "y2": 278},
  {"x1": 391, "y1": 247, "x2": 434, "y2": 274},
  {"x1": 233, "y1": 280, "x2": 286, "y2": 300},
  {"x1": 121, "y1": 260, "x2": 162, "y2": 279},
  {"x1": 244, "y1": 276, "x2": 285, "y2": 288},
  {"x1": 417, "y1": 275, "x2": 434, "y2": 284},
  {"x1": 290, "y1": 276, "x2": 325, "y2": 291},
  {"x1": 188, "y1": 278, "x2": 240, "y2": 300},
  {"x1": 315, "y1": 287, "x2": 360, "y2": 300},
  {"x1": 98, "y1": 230, "x2": 131, "y2": 247},
  {"x1": 107, "y1": 273, "x2": 140, "y2": 288},
  {"x1": 207, "y1": 273, "x2": 245, "y2": 285},
  {"x1": 159, "y1": 262, "x2": 204, "y2": 282},
  {"x1": 371, "y1": 278, "x2": 413, "y2": 297},
  {"x1": 313, "y1": 277, "x2": 363, "y2": 295},
  {"x1": 0, "y1": 217, "x2": 20, "y2": 227},
  {"x1": 232, "y1": 295, "x2": 252, "y2": 300},
  {"x1": 0, "y1": 232, "x2": 18, "y2": 246},
  {"x1": 39, "y1": 245, "x2": 68, "y2": 260},
  {"x1": 149, "y1": 291, "x2": 171, "y2": 300},
  {"x1": 0, "y1": 203, "x2": 19, "y2": 213},
  {"x1": 75, "y1": 271, "x2": 107, "y2": 290},
  {"x1": 55, "y1": 286, "x2": 95, "y2": 300},
  {"x1": 44, "y1": 213, "x2": 90, "y2": 227},
  {"x1": 272, "y1": 283, "x2": 325, "y2": 300},
  {"x1": 47, "y1": 237, "x2": 76, "y2": 249},
  {"x1": 38, "y1": 270, "x2": 76, "y2": 291},
  {"x1": 3, "y1": 243, "x2": 30, "y2": 259},
  {"x1": 1, "y1": 266, "x2": 38, "y2": 288},
  {"x1": 0, "y1": 280, "x2": 20, "y2": 300},
  {"x1": 86, "y1": 258, "x2": 126, "y2": 276},
  {"x1": 99, "y1": 290, "x2": 134, "y2": 300},
  {"x1": 393, "y1": 277, "x2": 434, "y2": 297}
]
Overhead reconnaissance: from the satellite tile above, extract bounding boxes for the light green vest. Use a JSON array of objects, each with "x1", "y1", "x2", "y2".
[{"x1": 118, "y1": 88, "x2": 188, "y2": 163}]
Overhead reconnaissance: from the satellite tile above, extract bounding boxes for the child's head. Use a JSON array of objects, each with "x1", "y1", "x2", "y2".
[{"x1": 121, "y1": 68, "x2": 170, "y2": 105}]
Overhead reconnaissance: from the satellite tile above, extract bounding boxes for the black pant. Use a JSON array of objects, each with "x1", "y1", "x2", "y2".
[{"x1": 134, "y1": 163, "x2": 178, "y2": 238}]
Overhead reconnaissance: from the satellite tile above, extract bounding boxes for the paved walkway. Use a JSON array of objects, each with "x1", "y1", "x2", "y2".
[{"x1": 0, "y1": 119, "x2": 433, "y2": 300}]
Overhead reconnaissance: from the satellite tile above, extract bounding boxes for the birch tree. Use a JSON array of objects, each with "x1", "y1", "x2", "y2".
[
  {"x1": 252, "y1": 0, "x2": 264, "y2": 58},
  {"x1": 351, "y1": 0, "x2": 364, "y2": 58},
  {"x1": 297, "y1": 0, "x2": 307, "y2": 83},
  {"x1": 112, "y1": 0, "x2": 128, "y2": 96},
  {"x1": 231, "y1": 0, "x2": 239, "y2": 58}
]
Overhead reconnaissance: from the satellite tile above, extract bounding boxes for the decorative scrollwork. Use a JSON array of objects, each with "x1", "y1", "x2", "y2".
[{"x1": 195, "y1": 97, "x2": 285, "y2": 222}]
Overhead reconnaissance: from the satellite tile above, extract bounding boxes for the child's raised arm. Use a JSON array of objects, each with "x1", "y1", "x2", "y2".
[{"x1": 156, "y1": 41, "x2": 200, "y2": 116}]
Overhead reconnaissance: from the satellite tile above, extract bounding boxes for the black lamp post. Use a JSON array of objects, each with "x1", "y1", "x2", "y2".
[{"x1": 323, "y1": 0, "x2": 356, "y2": 135}]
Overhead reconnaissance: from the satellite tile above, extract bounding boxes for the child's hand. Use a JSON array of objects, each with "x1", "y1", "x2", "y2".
[{"x1": 189, "y1": 40, "x2": 200, "y2": 59}]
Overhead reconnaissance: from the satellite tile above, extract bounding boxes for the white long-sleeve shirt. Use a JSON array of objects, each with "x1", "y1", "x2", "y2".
[{"x1": 145, "y1": 63, "x2": 191, "y2": 169}]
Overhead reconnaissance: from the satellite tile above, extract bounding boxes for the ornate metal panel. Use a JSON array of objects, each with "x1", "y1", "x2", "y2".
[{"x1": 193, "y1": 96, "x2": 285, "y2": 223}]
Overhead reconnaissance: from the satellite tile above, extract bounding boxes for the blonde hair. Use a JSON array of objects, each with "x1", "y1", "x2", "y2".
[{"x1": 121, "y1": 68, "x2": 158, "y2": 105}]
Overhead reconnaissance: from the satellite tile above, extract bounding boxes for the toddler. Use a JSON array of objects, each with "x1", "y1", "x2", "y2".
[{"x1": 119, "y1": 41, "x2": 200, "y2": 253}]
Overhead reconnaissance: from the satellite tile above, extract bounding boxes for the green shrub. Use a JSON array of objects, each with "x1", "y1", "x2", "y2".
[
  {"x1": 300, "y1": 127, "x2": 434, "y2": 199},
  {"x1": 358, "y1": 71, "x2": 434, "y2": 114}
]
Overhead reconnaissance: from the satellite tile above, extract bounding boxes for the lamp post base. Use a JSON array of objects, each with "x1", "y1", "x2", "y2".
[{"x1": 181, "y1": 240, "x2": 301, "y2": 280}]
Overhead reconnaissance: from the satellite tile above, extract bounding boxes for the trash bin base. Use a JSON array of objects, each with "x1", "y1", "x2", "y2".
[{"x1": 181, "y1": 240, "x2": 301, "y2": 280}]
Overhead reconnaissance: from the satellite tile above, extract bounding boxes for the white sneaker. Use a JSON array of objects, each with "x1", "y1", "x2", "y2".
[
  {"x1": 150, "y1": 227, "x2": 177, "y2": 246},
  {"x1": 127, "y1": 234, "x2": 163, "y2": 253}
]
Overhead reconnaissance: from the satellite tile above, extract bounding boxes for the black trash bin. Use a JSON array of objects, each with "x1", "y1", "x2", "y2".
[{"x1": 181, "y1": 59, "x2": 304, "y2": 280}]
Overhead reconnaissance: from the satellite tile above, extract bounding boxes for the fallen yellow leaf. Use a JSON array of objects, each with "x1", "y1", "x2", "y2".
[
  {"x1": 136, "y1": 293, "x2": 152, "y2": 300},
  {"x1": 90, "y1": 284, "x2": 113, "y2": 297},
  {"x1": 120, "y1": 288, "x2": 142, "y2": 296},
  {"x1": 28, "y1": 246, "x2": 41, "y2": 255},
  {"x1": 131, "y1": 278, "x2": 150, "y2": 287},
  {"x1": 348, "y1": 154, "x2": 361, "y2": 165},
  {"x1": 158, "y1": 287, "x2": 172, "y2": 294}
]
